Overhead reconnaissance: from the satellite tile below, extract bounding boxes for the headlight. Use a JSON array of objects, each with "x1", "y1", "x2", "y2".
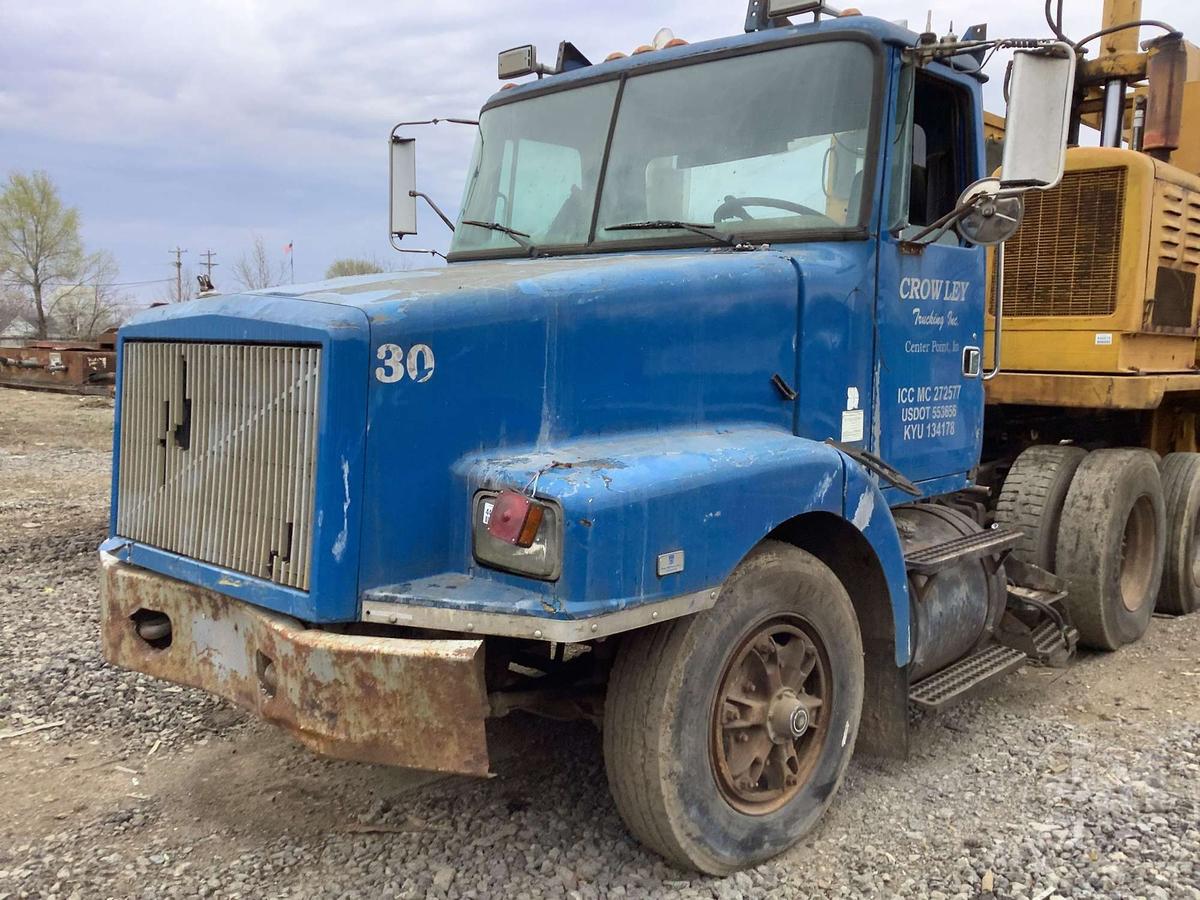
[{"x1": 472, "y1": 490, "x2": 562, "y2": 580}]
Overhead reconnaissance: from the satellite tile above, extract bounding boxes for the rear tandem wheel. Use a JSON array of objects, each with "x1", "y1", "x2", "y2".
[
  {"x1": 994, "y1": 444, "x2": 1087, "y2": 570},
  {"x1": 1054, "y1": 450, "x2": 1166, "y2": 650},
  {"x1": 1158, "y1": 452, "x2": 1200, "y2": 615}
]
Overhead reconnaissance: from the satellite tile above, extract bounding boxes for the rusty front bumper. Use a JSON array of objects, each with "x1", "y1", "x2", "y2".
[{"x1": 100, "y1": 555, "x2": 491, "y2": 775}]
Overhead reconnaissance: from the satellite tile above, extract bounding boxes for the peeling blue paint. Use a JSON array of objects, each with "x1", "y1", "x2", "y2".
[
  {"x1": 332, "y1": 457, "x2": 351, "y2": 563},
  {"x1": 851, "y1": 488, "x2": 875, "y2": 530}
]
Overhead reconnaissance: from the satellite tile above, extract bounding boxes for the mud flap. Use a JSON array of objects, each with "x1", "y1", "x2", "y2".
[{"x1": 100, "y1": 555, "x2": 491, "y2": 775}]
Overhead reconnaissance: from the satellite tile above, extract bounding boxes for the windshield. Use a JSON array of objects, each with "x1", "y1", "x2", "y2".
[{"x1": 449, "y1": 39, "x2": 876, "y2": 257}]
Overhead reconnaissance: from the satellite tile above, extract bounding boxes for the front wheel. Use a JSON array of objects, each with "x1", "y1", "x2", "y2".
[{"x1": 603, "y1": 541, "x2": 864, "y2": 874}]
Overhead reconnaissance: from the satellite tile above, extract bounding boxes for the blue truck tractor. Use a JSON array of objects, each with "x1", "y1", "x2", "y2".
[{"x1": 100, "y1": 0, "x2": 1164, "y2": 874}]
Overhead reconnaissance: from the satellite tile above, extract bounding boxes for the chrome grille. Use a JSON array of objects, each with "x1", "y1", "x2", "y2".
[
  {"x1": 116, "y1": 342, "x2": 322, "y2": 590},
  {"x1": 999, "y1": 167, "x2": 1126, "y2": 317}
]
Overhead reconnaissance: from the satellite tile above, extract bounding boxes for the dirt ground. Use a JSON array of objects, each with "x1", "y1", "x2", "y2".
[{"x1": 0, "y1": 389, "x2": 1197, "y2": 900}]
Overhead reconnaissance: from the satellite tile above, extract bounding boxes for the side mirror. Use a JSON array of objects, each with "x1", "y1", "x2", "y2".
[
  {"x1": 955, "y1": 178, "x2": 1023, "y2": 246},
  {"x1": 1000, "y1": 42, "x2": 1076, "y2": 191},
  {"x1": 498, "y1": 45, "x2": 540, "y2": 80},
  {"x1": 765, "y1": 0, "x2": 822, "y2": 15},
  {"x1": 390, "y1": 136, "x2": 418, "y2": 237}
]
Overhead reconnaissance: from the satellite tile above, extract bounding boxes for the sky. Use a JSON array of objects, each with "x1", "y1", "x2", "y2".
[{"x1": 2, "y1": 0, "x2": 1196, "y2": 307}]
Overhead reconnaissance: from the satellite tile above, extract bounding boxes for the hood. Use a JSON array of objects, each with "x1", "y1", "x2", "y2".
[
  {"x1": 252, "y1": 251, "x2": 804, "y2": 443},
  {"x1": 337, "y1": 250, "x2": 804, "y2": 594}
]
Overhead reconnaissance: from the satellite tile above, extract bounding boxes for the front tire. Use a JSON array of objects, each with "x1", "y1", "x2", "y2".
[{"x1": 603, "y1": 541, "x2": 864, "y2": 874}]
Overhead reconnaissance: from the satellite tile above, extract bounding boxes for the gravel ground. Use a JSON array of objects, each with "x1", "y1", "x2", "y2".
[{"x1": 1, "y1": 389, "x2": 1198, "y2": 900}]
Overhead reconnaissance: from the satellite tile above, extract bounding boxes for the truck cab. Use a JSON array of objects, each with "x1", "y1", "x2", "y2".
[
  {"x1": 100, "y1": 5, "x2": 1078, "y2": 875},
  {"x1": 447, "y1": 18, "x2": 988, "y2": 492}
]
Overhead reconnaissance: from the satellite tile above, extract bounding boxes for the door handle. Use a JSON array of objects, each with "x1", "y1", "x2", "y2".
[{"x1": 962, "y1": 346, "x2": 981, "y2": 378}]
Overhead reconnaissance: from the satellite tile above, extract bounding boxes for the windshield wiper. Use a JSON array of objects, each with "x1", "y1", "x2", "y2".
[
  {"x1": 604, "y1": 220, "x2": 736, "y2": 246},
  {"x1": 461, "y1": 219, "x2": 535, "y2": 252}
]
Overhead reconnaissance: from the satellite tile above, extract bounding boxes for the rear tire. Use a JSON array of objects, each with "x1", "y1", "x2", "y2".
[
  {"x1": 1157, "y1": 452, "x2": 1200, "y2": 615},
  {"x1": 1055, "y1": 449, "x2": 1165, "y2": 650},
  {"x1": 995, "y1": 444, "x2": 1086, "y2": 570},
  {"x1": 603, "y1": 541, "x2": 863, "y2": 875}
]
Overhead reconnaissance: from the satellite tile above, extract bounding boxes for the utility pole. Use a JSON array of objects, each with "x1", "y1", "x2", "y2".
[
  {"x1": 198, "y1": 249, "x2": 218, "y2": 280},
  {"x1": 170, "y1": 247, "x2": 187, "y2": 302}
]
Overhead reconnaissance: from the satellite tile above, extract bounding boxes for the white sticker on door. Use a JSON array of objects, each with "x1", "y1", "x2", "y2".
[{"x1": 841, "y1": 409, "x2": 865, "y2": 442}]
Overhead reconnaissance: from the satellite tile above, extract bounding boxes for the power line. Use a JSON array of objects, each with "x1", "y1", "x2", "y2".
[
  {"x1": 0, "y1": 277, "x2": 173, "y2": 288},
  {"x1": 99, "y1": 277, "x2": 175, "y2": 287}
]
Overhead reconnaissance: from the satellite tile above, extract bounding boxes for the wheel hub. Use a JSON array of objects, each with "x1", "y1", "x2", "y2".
[
  {"x1": 710, "y1": 616, "x2": 829, "y2": 815},
  {"x1": 767, "y1": 691, "x2": 810, "y2": 742},
  {"x1": 1119, "y1": 494, "x2": 1156, "y2": 612}
]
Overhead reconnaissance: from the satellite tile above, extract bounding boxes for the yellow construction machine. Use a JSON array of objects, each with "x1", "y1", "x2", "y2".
[{"x1": 985, "y1": 1, "x2": 1200, "y2": 454}]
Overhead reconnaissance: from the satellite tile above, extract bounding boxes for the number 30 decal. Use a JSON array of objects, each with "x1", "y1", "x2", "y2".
[{"x1": 375, "y1": 343, "x2": 436, "y2": 384}]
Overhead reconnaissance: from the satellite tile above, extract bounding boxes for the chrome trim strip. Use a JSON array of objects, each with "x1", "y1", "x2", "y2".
[{"x1": 361, "y1": 588, "x2": 720, "y2": 643}]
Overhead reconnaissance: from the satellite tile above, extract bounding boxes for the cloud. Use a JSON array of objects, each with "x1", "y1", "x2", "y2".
[{"x1": 1, "y1": 0, "x2": 1194, "y2": 301}]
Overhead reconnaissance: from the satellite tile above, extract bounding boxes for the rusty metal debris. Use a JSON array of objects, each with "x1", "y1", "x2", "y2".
[{"x1": 0, "y1": 330, "x2": 116, "y2": 395}]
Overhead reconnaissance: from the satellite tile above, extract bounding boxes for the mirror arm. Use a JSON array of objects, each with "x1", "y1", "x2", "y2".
[
  {"x1": 983, "y1": 242, "x2": 1005, "y2": 381},
  {"x1": 902, "y1": 182, "x2": 1028, "y2": 249},
  {"x1": 901, "y1": 203, "x2": 972, "y2": 247},
  {"x1": 390, "y1": 118, "x2": 479, "y2": 138},
  {"x1": 388, "y1": 235, "x2": 447, "y2": 261},
  {"x1": 410, "y1": 191, "x2": 456, "y2": 232}
]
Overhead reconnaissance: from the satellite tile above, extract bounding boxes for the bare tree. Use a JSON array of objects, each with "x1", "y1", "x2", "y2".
[
  {"x1": 232, "y1": 235, "x2": 286, "y2": 290},
  {"x1": 156, "y1": 265, "x2": 196, "y2": 304},
  {"x1": 50, "y1": 251, "x2": 129, "y2": 339},
  {"x1": 0, "y1": 170, "x2": 84, "y2": 339},
  {"x1": 325, "y1": 256, "x2": 385, "y2": 279},
  {"x1": 0, "y1": 284, "x2": 29, "y2": 336}
]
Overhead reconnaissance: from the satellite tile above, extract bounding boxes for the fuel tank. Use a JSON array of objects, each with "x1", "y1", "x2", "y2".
[{"x1": 894, "y1": 505, "x2": 1006, "y2": 681}]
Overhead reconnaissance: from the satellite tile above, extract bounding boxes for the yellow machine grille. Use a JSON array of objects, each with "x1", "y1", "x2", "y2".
[
  {"x1": 1000, "y1": 167, "x2": 1127, "y2": 317},
  {"x1": 1157, "y1": 182, "x2": 1200, "y2": 270}
]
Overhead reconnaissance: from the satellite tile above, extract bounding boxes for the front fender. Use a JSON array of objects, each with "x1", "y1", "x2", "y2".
[
  {"x1": 839, "y1": 456, "x2": 911, "y2": 666},
  {"x1": 434, "y1": 428, "x2": 843, "y2": 619},
  {"x1": 380, "y1": 428, "x2": 913, "y2": 662}
]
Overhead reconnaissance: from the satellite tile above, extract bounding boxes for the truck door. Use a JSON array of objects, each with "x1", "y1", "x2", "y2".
[{"x1": 874, "y1": 66, "x2": 986, "y2": 489}]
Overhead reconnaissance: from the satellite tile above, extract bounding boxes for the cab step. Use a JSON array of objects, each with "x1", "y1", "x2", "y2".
[
  {"x1": 908, "y1": 643, "x2": 1028, "y2": 711},
  {"x1": 1000, "y1": 558, "x2": 1077, "y2": 666},
  {"x1": 1032, "y1": 619, "x2": 1077, "y2": 659},
  {"x1": 904, "y1": 526, "x2": 1023, "y2": 576}
]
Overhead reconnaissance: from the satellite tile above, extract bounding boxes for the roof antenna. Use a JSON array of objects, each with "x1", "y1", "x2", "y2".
[{"x1": 918, "y1": 10, "x2": 937, "y2": 46}]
